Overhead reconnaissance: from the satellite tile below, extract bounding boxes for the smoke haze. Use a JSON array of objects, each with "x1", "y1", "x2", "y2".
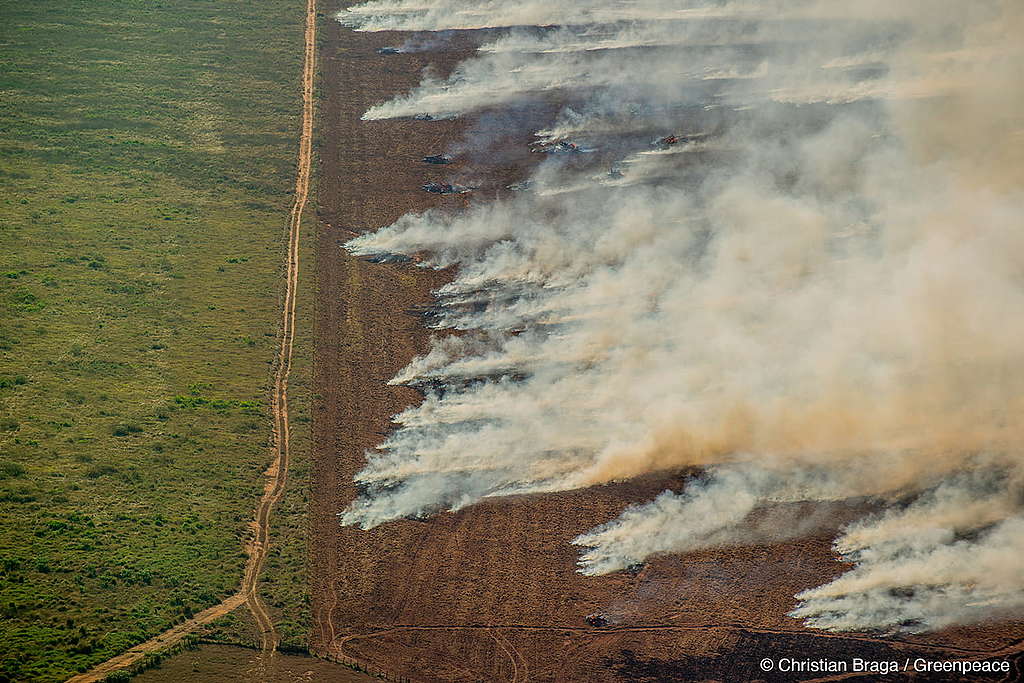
[{"x1": 338, "y1": 0, "x2": 1024, "y2": 633}]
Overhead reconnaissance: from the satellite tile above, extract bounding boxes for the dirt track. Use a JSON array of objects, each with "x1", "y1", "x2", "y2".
[
  {"x1": 309, "y1": 4, "x2": 1024, "y2": 681},
  {"x1": 66, "y1": 1, "x2": 318, "y2": 680},
  {"x1": 65, "y1": 595, "x2": 247, "y2": 683},
  {"x1": 243, "y1": 0, "x2": 317, "y2": 658}
]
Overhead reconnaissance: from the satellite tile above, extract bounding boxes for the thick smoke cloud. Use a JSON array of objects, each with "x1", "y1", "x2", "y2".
[{"x1": 338, "y1": 0, "x2": 1024, "y2": 633}]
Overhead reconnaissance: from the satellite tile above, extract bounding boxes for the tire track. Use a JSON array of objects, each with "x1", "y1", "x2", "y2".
[
  {"x1": 489, "y1": 628, "x2": 525, "y2": 683},
  {"x1": 327, "y1": 622, "x2": 1024, "y2": 676},
  {"x1": 330, "y1": 623, "x2": 1010, "y2": 656},
  {"x1": 318, "y1": 578, "x2": 341, "y2": 650},
  {"x1": 66, "y1": 1, "x2": 316, "y2": 679},
  {"x1": 327, "y1": 624, "x2": 1024, "y2": 683}
]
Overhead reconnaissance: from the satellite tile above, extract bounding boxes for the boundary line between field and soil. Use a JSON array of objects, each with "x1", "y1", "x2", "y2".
[{"x1": 65, "y1": 0, "x2": 316, "y2": 679}]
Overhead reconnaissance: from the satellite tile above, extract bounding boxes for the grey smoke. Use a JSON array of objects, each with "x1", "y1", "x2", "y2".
[{"x1": 338, "y1": 0, "x2": 1024, "y2": 634}]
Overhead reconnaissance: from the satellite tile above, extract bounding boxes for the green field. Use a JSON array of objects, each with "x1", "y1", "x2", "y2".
[{"x1": 0, "y1": 1, "x2": 312, "y2": 680}]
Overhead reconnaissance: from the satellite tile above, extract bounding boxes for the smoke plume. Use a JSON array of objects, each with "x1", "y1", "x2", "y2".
[{"x1": 338, "y1": 0, "x2": 1024, "y2": 633}]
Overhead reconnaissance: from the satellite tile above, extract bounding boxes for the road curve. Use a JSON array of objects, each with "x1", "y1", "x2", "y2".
[{"x1": 66, "y1": 0, "x2": 317, "y2": 679}]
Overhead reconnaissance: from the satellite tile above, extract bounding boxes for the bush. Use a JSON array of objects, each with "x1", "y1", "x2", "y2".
[
  {"x1": 0, "y1": 375, "x2": 28, "y2": 389},
  {"x1": 0, "y1": 461, "x2": 26, "y2": 479},
  {"x1": 111, "y1": 423, "x2": 143, "y2": 437},
  {"x1": 85, "y1": 465, "x2": 118, "y2": 479},
  {"x1": 7, "y1": 287, "x2": 44, "y2": 311}
]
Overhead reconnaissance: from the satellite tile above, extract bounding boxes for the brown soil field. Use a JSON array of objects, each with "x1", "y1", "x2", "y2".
[
  {"x1": 309, "y1": 4, "x2": 1024, "y2": 681},
  {"x1": 132, "y1": 645, "x2": 371, "y2": 683}
]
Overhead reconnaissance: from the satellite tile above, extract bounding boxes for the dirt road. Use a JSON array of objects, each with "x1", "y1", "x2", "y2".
[
  {"x1": 66, "y1": 1, "x2": 317, "y2": 680},
  {"x1": 243, "y1": 0, "x2": 317, "y2": 656},
  {"x1": 66, "y1": 596, "x2": 247, "y2": 683}
]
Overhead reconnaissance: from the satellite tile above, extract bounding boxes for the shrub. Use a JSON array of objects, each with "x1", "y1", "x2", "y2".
[
  {"x1": 8, "y1": 288, "x2": 44, "y2": 311},
  {"x1": 85, "y1": 464, "x2": 118, "y2": 479},
  {"x1": 111, "y1": 423, "x2": 143, "y2": 437},
  {"x1": 0, "y1": 375, "x2": 28, "y2": 389},
  {"x1": 0, "y1": 461, "x2": 26, "y2": 479}
]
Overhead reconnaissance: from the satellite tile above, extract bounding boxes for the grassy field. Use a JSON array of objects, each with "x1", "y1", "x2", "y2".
[{"x1": 0, "y1": 1, "x2": 312, "y2": 680}]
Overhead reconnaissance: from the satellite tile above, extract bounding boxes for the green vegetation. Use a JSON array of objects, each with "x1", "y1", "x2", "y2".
[
  {"x1": 204, "y1": 199, "x2": 315, "y2": 649},
  {"x1": 99, "y1": 634, "x2": 200, "y2": 683},
  {"x1": 98, "y1": 634, "x2": 200, "y2": 683},
  {"x1": 0, "y1": 1, "x2": 312, "y2": 680}
]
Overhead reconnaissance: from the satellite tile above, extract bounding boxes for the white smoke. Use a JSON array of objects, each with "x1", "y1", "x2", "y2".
[
  {"x1": 338, "y1": 0, "x2": 1024, "y2": 634},
  {"x1": 340, "y1": 0, "x2": 773, "y2": 33}
]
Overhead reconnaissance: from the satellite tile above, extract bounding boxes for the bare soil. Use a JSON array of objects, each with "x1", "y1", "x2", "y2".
[
  {"x1": 132, "y1": 645, "x2": 371, "y2": 683},
  {"x1": 310, "y1": 4, "x2": 1024, "y2": 681}
]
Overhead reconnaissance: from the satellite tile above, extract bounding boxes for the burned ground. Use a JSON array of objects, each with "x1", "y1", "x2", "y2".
[{"x1": 309, "y1": 5, "x2": 1024, "y2": 681}]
